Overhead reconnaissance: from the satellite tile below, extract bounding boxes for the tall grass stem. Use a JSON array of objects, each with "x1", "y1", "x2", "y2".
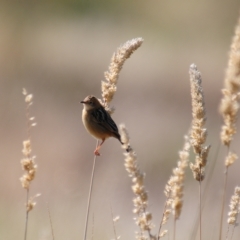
[
  {"x1": 83, "y1": 140, "x2": 98, "y2": 240},
  {"x1": 219, "y1": 165, "x2": 229, "y2": 240},
  {"x1": 24, "y1": 189, "x2": 29, "y2": 240},
  {"x1": 199, "y1": 179, "x2": 202, "y2": 240}
]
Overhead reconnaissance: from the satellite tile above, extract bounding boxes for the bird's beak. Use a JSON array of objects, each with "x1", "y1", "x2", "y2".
[{"x1": 80, "y1": 100, "x2": 85, "y2": 104}]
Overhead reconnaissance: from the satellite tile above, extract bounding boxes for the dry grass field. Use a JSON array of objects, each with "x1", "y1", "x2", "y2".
[{"x1": 1, "y1": 1, "x2": 240, "y2": 240}]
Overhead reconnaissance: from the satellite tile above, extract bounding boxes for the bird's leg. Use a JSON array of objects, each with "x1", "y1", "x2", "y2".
[{"x1": 94, "y1": 139, "x2": 105, "y2": 156}]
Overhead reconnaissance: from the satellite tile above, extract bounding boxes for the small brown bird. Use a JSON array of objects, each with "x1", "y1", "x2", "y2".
[{"x1": 81, "y1": 95, "x2": 123, "y2": 156}]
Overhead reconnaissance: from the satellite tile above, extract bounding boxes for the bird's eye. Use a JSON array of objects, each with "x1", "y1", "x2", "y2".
[{"x1": 89, "y1": 101, "x2": 93, "y2": 105}]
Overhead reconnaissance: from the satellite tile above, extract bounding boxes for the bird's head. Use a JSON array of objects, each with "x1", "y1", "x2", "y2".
[{"x1": 80, "y1": 95, "x2": 102, "y2": 110}]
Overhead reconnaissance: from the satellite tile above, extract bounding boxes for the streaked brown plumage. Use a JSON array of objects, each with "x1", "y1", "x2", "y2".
[{"x1": 81, "y1": 95, "x2": 122, "y2": 156}]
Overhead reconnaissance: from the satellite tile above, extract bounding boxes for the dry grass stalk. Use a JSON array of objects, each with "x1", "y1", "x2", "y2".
[
  {"x1": 226, "y1": 186, "x2": 240, "y2": 240},
  {"x1": 101, "y1": 37, "x2": 143, "y2": 113},
  {"x1": 47, "y1": 203, "x2": 55, "y2": 240},
  {"x1": 157, "y1": 200, "x2": 171, "y2": 239},
  {"x1": 219, "y1": 14, "x2": 240, "y2": 240},
  {"x1": 110, "y1": 206, "x2": 121, "y2": 240},
  {"x1": 20, "y1": 88, "x2": 38, "y2": 240},
  {"x1": 228, "y1": 186, "x2": 240, "y2": 225},
  {"x1": 189, "y1": 64, "x2": 210, "y2": 240},
  {"x1": 120, "y1": 124, "x2": 156, "y2": 240},
  {"x1": 220, "y1": 15, "x2": 240, "y2": 147},
  {"x1": 189, "y1": 64, "x2": 210, "y2": 182},
  {"x1": 170, "y1": 135, "x2": 190, "y2": 220},
  {"x1": 158, "y1": 135, "x2": 190, "y2": 239},
  {"x1": 83, "y1": 141, "x2": 98, "y2": 240},
  {"x1": 91, "y1": 214, "x2": 94, "y2": 240},
  {"x1": 83, "y1": 38, "x2": 143, "y2": 240},
  {"x1": 20, "y1": 89, "x2": 38, "y2": 190}
]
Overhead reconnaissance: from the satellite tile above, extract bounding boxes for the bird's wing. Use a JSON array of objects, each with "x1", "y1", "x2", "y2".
[{"x1": 91, "y1": 107, "x2": 119, "y2": 134}]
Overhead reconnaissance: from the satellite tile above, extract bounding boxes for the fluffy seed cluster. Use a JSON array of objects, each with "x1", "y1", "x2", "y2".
[
  {"x1": 170, "y1": 136, "x2": 190, "y2": 219},
  {"x1": 220, "y1": 15, "x2": 240, "y2": 147},
  {"x1": 189, "y1": 64, "x2": 210, "y2": 181},
  {"x1": 225, "y1": 151, "x2": 238, "y2": 167},
  {"x1": 228, "y1": 186, "x2": 240, "y2": 225},
  {"x1": 159, "y1": 230, "x2": 168, "y2": 238},
  {"x1": 101, "y1": 38, "x2": 143, "y2": 113},
  {"x1": 20, "y1": 141, "x2": 37, "y2": 189},
  {"x1": 20, "y1": 89, "x2": 38, "y2": 212},
  {"x1": 26, "y1": 194, "x2": 41, "y2": 213},
  {"x1": 159, "y1": 135, "x2": 190, "y2": 238},
  {"x1": 120, "y1": 124, "x2": 155, "y2": 240},
  {"x1": 158, "y1": 198, "x2": 171, "y2": 237}
]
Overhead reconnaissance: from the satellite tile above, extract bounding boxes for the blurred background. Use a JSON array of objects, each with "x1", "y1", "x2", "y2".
[{"x1": 1, "y1": 1, "x2": 240, "y2": 239}]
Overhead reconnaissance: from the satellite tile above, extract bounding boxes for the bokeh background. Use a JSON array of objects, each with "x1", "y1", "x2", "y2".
[{"x1": 1, "y1": 1, "x2": 240, "y2": 239}]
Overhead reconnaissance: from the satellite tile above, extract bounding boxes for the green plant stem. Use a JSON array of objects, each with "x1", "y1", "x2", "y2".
[{"x1": 83, "y1": 140, "x2": 98, "y2": 240}]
